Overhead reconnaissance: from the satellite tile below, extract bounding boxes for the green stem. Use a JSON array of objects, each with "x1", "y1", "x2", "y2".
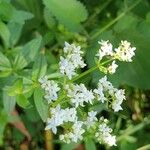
[
  {"x1": 84, "y1": 0, "x2": 113, "y2": 27},
  {"x1": 137, "y1": 144, "x2": 150, "y2": 150},
  {"x1": 71, "y1": 65, "x2": 98, "y2": 82},
  {"x1": 91, "y1": 0, "x2": 142, "y2": 40},
  {"x1": 71, "y1": 58, "x2": 114, "y2": 82},
  {"x1": 117, "y1": 118, "x2": 150, "y2": 141}
]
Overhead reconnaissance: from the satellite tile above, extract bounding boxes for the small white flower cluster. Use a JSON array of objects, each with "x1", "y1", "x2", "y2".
[
  {"x1": 94, "y1": 76, "x2": 126, "y2": 112},
  {"x1": 96, "y1": 40, "x2": 113, "y2": 60},
  {"x1": 96, "y1": 40, "x2": 136, "y2": 74},
  {"x1": 95, "y1": 117, "x2": 116, "y2": 146},
  {"x1": 59, "y1": 42, "x2": 86, "y2": 79},
  {"x1": 45, "y1": 105, "x2": 77, "y2": 134},
  {"x1": 38, "y1": 41, "x2": 136, "y2": 147},
  {"x1": 60, "y1": 121, "x2": 85, "y2": 143},
  {"x1": 66, "y1": 83, "x2": 95, "y2": 108},
  {"x1": 85, "y1": 111, "x2": 98, "y2": 129},
  {"x1": 38, "y1": 76, "x2": 60, "y2": 104},
  {"x1": 115, "y1": 40, "x2": 136, "y2": 62}
]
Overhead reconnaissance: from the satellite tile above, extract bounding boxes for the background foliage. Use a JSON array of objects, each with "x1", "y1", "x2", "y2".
[{"x1": 0, "y1": 0, "x2": 150, "y2": 149}]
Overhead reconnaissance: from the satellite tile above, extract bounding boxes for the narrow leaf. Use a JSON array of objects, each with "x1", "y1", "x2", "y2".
[
  {"x1": 34, "y1": 87, "x2": 48, "y2": 122},
  {"x1": 85, "y1": 139, "x2": 96, "y2": 150},
  {"x1": 32, "y1": 54, "x2": 47, "y2": 81},
  {"x1": 3, "y1": 91, "x2": 16, "y2": 113}
]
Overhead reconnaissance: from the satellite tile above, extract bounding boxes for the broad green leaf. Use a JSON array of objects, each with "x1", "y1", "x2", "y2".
[
  {"x1": 25, "y1": 107, "x2": 41, "y2": 122},
  {"x1": 113, "y1": 14, "x2": 138, "y2": 32},
  {"x1": 85, "y1": 139, "x2": 96, "y2": 150},
  {"x1": 146, "y1": 12, "x2": 150, "y2": 24},
  {"x1": 32, "y1": 54, "x2": 47, "y2": 81},
  {"x1": 21, "y1": 36, "x2": 42, "y2": 61},
  {"x1": 10, "y1": 9, "x2": 33, "y2": 24},
  {"x1": 43, "y1": 0, "x2": 88, "y2": 31},
  {"x1": 7, "y1": 22, "x2": 23, "y2": 47},
  {"x1": 3, "y1": 91, "x2": 16, "y2": 113},
  {"x1": 34, "y1": 87, "x2": 48, "y2": 122},
  {"x1": 120, "y1": 140, "x2": 137, "y2": 150},
  {"x1": 13, "y1": 36, "x2": 42, "y2": 70},
  {"x1": 44, "y1": 8, "x2": 56, "y2": 29},
  {"x1": 61, "y1": 143, "x2": 78, "y2": 150},
  {"x1": 0, "y1": 2, "x2": 13, "y2": 21},
  {"x1": 0, "y1": 21, "x2": 10, "y2": 48},
  {"x1": 16, "y1": 94, "x2": 30, "y2": 108},
  {"x1": 0, "y1": 0, "x2": 10, "y2": 2}
]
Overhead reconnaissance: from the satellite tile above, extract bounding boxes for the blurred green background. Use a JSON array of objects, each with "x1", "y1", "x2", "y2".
[{"x1": 0, "y1": 0, "x2": 150, "y2": 149}]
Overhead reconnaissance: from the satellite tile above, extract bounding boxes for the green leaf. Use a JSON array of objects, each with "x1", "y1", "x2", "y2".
[
  {"x1": 34, "y1": 87, "x2": 48, "y2": 122},
  {"x1": 16, "y1": 94, "x2": 30, "y2": 108},
  {"x1": 0, "y1": 51, "x2": 12, "y2": 77},
  {"x1": 13, "y1": 36, "x2": 42, "y2": 70},
  {"x1": 113, "y1": 14, "x2": 138, "y2": 32},
  {"x1": 3, "y1": 91, "x2": 16, "y2": 113},
  {"x1": 120, "y1": 140, "x2": 137, "y2": 150},
  {"x1": 0, "y1": 51, "x2": 11, "y2": 70},
  {"x1": 0, "y1": 1, "x2": 13, "y2": 21},
  {"x1": 7, "y1": 22, "x2": 23, "y2": 47},
  {"x1": 61, "y1": 143, "x2": 78, "y2": 150},
  {"x1": 43, "y1": 0, "x2": 88, "y2": 31},
  {"x1": 0, "y1": 21, "x2": 10, "y2": 48},
  {"x1": 10, "y1": 9, "x2": 33, "y2": 24},
  {"x1": 85, "y1": 139, "x2": 96, "y2": 150},
  {"x1": 7, "y1": 79, "x2": 23, "y2": 96},
  {"x1": 0, "y1": 110, "x2": 8, "y2": 145},
  {"x1": 44, "y1": 8, "x2": 56, "y2": 29},
  {"x1": 32, "y1": 54, "x2": 47, "y2": 81}
]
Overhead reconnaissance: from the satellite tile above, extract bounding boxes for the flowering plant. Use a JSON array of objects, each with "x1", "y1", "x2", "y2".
[{"x1": 39, "y1": 40, "x2": 136, "y2": 146}]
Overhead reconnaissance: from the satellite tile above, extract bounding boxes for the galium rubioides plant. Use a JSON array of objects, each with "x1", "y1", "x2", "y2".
[{"x1": 39, "y1": 40, "x2": 136, "y2": 146}]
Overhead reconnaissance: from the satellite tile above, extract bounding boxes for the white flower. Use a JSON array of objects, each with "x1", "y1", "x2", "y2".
[
  {"x1": 45, "y1": 105, "x2": 77, "y2": 134},
  {"x1": 67, "y1": 83, "x2": 95, "y2": 108},
  {"x1": 59, "y1": 132, "x2": 74, "y2": 144},
  {"x1": 72, "y1": 121, "x2": 85, "y2": 142},
  {"x1": 59, "y1": 121, "x2": 85, "y2": 143},
  {"x1": 62, "y1": 107, "x2": 77, "y2": 123},
  {"x1": 59, "y1": 56, "x2": 76, "y2": 80},
  {"x1": 105, "y1": 135, "x2": 116, "y2": 146},
  {"x1": 112, "y1": 89, "x2": 125, "y2": 112},
  {"x1": 98, "y1": 76, "x2": 114, "y2": 91},
  {"x1": 95, "y1": 118, "x2": 116, "y2": 146},
  {"x1": 39, "y1": 77, "x2": 60, "y2": 104},
  {"x1": 59, "y1": 42, "x2": 86, "y2": 79},
  {"x1": 94, "y1": 85, "x2": 107, "y2": 103},
  {"x1": 114, "y1": 40, "x2": 136, "y2": 62},
  {"x1": 38, "y1": 76, "x2": 49, "y2": 89},
  {"x1": 108, "y1": 61, "x2": 118, "y2": 74},
  {"x1": 94, "y1": 76, "x2": 113, "y2": 103},
  {"x1": 96, "y1": 40, "x2": 113, "y2": 60},
  {"x1": 45, "y1": 105, "x2": 64, "y2": 134},
  {"x1": 85, "y1": 111, "x2": 98, "y2": 128},
  {"x1": 63, "y1": 42, "x2": 82, "y2": 54},
  {"x1": 45, "y1": 118, "x2": 58, "y2": 134}
]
